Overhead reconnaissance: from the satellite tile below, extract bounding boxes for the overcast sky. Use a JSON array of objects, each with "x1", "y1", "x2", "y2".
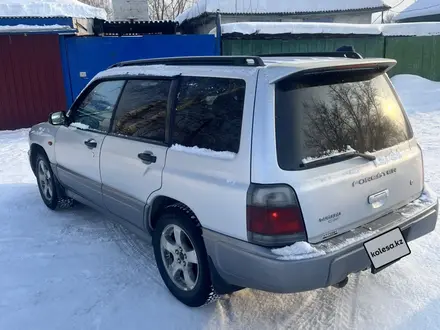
[
  {"x1": 372, "y1": 0, "x2": 416, "y2": 22},
  {"x1": 385, "y1": 0, "x2": 416, "y2": 12}
]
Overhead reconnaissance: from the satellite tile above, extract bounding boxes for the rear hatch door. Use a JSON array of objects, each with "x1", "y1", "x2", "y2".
[{"x1": 274, "y1": 63, "x2": 424, "y2": 243}]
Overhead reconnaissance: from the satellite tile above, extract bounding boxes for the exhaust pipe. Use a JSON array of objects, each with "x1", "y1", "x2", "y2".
[{"x1": 333, "y1": 276, "x2": 349, "y2": 289}]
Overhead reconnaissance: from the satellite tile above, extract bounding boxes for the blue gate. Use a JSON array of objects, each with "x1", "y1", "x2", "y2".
[{"x1": 61, "y1": 34, "x2": 218, "y2": 106}]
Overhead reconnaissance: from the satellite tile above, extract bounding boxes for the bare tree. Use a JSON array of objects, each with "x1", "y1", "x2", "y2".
[
  {"x1": 302, "y1": 80, "x2": 408, "y2": 155},
  {"x1": 148, "y1": 0, "x2": 195, "y2": 21},
  {"x1": 382, "y1": 11, "x2": 396, "y2": 24}
]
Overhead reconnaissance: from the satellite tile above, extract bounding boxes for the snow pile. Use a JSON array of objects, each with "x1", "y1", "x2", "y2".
[
  {"x1": 271, "y1": 241, "x2": 325, "y2": 260},
  {"x1": 170, "y1": 144, "x2": 236, "y2": 160},
  {"x1": 0, "y1": 24, "x2": 73, "y2": 33},
  {"x1": 0, "y1": 128, "x2": 33, "y2": 184},
  {"x1": 0, "y1": 0, "x2": 107, "y2": 20},
  {"x1": 214, "y1": 22, "x2": 440, "y2": 37},
  {"x1": 177, "y1": 0, "x2": 386, "y2": 23},
  {"x1": 396, "y1": 0, "x2": 440, "y2": 21},
  {"x1": 391, "y1": 74, "x2": 440, "y2": 113}
]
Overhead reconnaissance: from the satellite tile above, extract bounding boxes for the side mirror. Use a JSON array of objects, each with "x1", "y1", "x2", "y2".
[{"x1": 49, "y1": 111, "x2": 67, "y2": 126}]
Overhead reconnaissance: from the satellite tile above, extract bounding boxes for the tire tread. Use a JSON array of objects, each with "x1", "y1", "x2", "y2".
[
  {"x1": 153, "y1": 203, "x2": 219, "y2": 307},
  {"x1": 36, "y1": 153, "x2": 74, "y2": 210}
]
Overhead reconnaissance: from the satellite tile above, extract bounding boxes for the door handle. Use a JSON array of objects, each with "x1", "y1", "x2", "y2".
[
  {"x1": 138, "y1": 152, "x2": 157, "y2": 164},
  {"x1": 84, "y1": 139, "x2": 97, "y2": 149}
]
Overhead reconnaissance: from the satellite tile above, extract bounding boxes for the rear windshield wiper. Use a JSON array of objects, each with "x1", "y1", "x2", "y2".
[
  {"x1": 343, "y1": 151, "x2": 376, "y2": 161},
  {"x1": 301, "y1": 150, "x2": 376, "y2": 168}
]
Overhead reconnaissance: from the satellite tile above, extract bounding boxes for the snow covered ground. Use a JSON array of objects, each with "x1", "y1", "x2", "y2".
[{"x1": 1, "y1": 75, "x2": 440, "y2": 330}]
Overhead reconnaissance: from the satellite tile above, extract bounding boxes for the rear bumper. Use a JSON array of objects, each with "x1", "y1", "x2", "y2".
[{"x1": 204, "y1": 187, "x2": 438, "y2": 293}]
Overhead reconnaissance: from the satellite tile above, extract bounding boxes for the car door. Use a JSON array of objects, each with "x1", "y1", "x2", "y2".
[
  {"x1": 55, "y1": 80, "x2": 125, "y2": 207},
  {"x1": 100, "y1": 78, "x2": 172, "y2": 228}
]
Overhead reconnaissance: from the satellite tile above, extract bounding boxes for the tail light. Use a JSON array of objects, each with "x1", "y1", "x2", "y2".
[{"x1": 246, "y1": 184, "x2": 306, "y2": 247}]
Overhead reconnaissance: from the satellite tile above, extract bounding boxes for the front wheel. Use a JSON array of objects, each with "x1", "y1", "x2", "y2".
[
  {"x1": 152, "y1": 205, "x2": 218, "y2": 307},
  {"x1": 36, "y1": 154, "x2": 59, "y2": 210},
  {"x1": 35, "y1": 154, "x2": 73, "y2": 210}
]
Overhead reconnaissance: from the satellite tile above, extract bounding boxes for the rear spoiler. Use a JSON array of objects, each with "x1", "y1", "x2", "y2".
[{"x1": 271, "y1": 59, "x2": 397, "y2": 85}]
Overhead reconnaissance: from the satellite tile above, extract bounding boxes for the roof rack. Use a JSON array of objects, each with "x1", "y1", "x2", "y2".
[
  {"x1": 259, "y1": 51, "x2": 363, "y2": 59},
  {"x1": 108, "y1": 56, "x2": 265, "y2": 69}
]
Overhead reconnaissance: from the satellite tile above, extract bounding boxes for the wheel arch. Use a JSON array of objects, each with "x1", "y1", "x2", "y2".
[
  {"x1": 30, "y1": 143, "x2": 49, "y2": 175},
  {"x1": 147, "y1": 195, "x2": 201, "y2": 233},
  {"x1": 148, "y1": 194, "x2": 240, "y2": 297}
]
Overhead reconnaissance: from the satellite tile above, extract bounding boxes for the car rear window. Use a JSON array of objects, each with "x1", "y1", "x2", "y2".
[{"x1": 275, "y1": 72, "x2": 413, "y2": 170}]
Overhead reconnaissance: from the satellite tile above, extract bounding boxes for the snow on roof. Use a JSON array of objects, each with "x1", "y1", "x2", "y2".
[
  {"x1": 0, "y1": 24, "x2": 75, "y2": 33},
  {"x1": 381, "y1": 22, "x2": 440, "y2": 36},
  {"x1": 177, "y1": 0, "x2": 388, "y2": 24},
  {"x1": 213, "y1": 22, "x2": 440, "y2": 37},
  {"x1": 0, "y1": 0, "x2": 107, "y2": 20},
  {"x1": 216, "y1": 22, "x2": 381, "y2": 35},
  {"x1": 396, "y1": 0, "x2": 440, "y2": 21}
]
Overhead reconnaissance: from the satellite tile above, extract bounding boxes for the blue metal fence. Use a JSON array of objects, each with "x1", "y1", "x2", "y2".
[{"x1": 62, "y1": 34, "x2": 218, "y2": 106}]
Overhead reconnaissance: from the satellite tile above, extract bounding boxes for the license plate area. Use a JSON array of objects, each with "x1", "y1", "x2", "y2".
[{"x1": 363, "y1": 228, "x2": 411, "y2": 273}]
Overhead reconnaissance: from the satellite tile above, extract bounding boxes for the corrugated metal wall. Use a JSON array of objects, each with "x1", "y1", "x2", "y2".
[
  {"x1": 0, "y1": 34, "x2": 66, "y2": 130},
  {"x1": 222, "y1": 36, "x2": 385, "y2": 58},
  {"x1": 222, "y1": 35, "x2": 440, "y2": 81},
  {"x1": 385, "y1": 36, "x2": 440, "y2": 81}
]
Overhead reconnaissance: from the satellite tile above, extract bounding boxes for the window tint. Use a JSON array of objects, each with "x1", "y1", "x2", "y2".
[
  {"x1": 275, "y1": 73, "x2": 412, "y2": 170},
  {"x1": 71, "y1": 80, "x2": 124, "y2": 132},
  {"x1": 112, "y1": 79, "x2": 171, "y2": 142},
  {"x1": 173, "y1": 77, "x2": 245, "y2": 153}
]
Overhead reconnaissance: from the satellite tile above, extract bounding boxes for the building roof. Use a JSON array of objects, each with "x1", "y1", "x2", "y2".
[
  {"x1": 0, "y1": 23, "x2": 76, "y2": 34},
  {"x1": 213, "y1": 21, "x2": 440, "y2": 37},
  {"x1": 176, "y1": 0, "x2": 389, "y2": 24},
  {"x1": 0, "y1": 0, "x2": 107, "y2": 20},
  {"x1": 396, "y1": 0, "x2": 440, "y2": 22}
]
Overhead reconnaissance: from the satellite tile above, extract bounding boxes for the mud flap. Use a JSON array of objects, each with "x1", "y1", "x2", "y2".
[{"x1": 208, "y1": 257, "x2": 243, "y2": 295}]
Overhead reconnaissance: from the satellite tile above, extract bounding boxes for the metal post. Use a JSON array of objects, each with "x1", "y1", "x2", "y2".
[{"x1": 215, "y1": 10, "x2": 222, "y2": 55}]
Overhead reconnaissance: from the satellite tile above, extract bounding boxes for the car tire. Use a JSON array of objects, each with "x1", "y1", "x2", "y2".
[
  {"x1": 152, "y1": 204, "x2": 218, "y2": 307},
  {"x1": 35, "y1": 154, "x2": 73, "y2": 210}
]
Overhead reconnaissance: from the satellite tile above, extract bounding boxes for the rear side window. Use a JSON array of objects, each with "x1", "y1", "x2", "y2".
[
  {"x1": 275, "y1": 73, "x2": 412, "y2": 170},
  {"x1": 112, "y1": 79, "x2": 171, "y2": 143},
  {"x1": 173, "y1": 77, "x2": 246, "y2": 153}
]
